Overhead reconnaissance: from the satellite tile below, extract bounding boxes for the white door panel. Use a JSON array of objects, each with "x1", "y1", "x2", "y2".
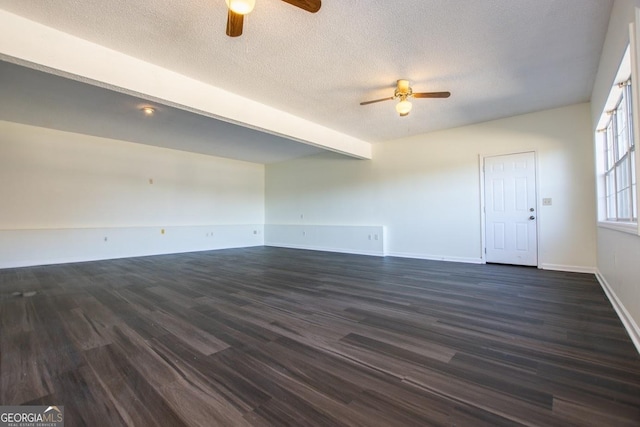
[{"x1": 484, "y1": 152, "x2": 537, "y2": 266}]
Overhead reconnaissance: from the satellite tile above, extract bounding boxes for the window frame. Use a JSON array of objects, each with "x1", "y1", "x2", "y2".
[
  {"x1": 601, "y1": 82, "x2": 636, "y2": 222},
  {"x1": 595, "y1": 44, "x2": 640, "y2": 235}
]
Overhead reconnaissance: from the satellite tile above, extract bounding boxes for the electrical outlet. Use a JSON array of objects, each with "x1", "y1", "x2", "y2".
[
  {"x1": 149, "y1": 178, "x2": 154, "y2": 184},
  {"x1": 542, "y1": 198, "x2": 552, "y2": 206}
]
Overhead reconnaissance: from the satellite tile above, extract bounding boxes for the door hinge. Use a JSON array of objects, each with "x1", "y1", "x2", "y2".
[{"x1": 484, "y1": 248, "x2": 487, "y2": 254}]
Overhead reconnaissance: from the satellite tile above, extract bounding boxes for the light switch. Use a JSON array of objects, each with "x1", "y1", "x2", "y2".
[{"x1": 542, "y1": 198, "x2": 552, "y2": 206}]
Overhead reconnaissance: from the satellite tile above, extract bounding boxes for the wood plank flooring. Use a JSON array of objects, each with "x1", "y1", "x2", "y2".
[{"x1": 1, "y1": 247, "x2": 639, "y2": 426}]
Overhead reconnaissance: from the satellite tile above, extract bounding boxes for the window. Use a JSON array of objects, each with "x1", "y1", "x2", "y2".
[
  {"x1": 596, "y1": 45, "x2": 638, "y2": 228},
  {"x1": 600, "y1": 80, "x2": 637, "y2": 221}
]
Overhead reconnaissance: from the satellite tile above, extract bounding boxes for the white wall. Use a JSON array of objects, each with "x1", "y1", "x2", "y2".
[
  {"x1": 0, "y1": 120, "x2": 265, "y2": 267},
  {"x1": 266, "y1": 103, "x2": 596, "y2": 270},
  {"x1": 591, "y1": 0, "x2": 640, "y2": 351}
]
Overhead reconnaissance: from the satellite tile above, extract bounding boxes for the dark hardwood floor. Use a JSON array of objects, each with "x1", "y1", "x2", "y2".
[{"x1": 1, "y1": 247, "x2": 639, "y2": 426}]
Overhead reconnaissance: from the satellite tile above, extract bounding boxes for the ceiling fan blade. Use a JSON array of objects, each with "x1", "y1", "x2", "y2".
[
  {"x1": 413, "y1": 91, "x2": 451, "y2": 98},
  {"x1": 360, "y1": 97, "x2": 394, "y2": 106},
  {"x1": 281, "y1": 0, "x2": 321, "y2": 13},
  {"x1": 226, "y1": 9, "x2": 244, "y2": 37}
]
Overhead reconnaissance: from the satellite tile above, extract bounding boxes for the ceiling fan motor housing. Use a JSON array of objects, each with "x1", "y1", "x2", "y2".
[{"x1": 394, "y1": 79, "x2": 413, "y2": 100}]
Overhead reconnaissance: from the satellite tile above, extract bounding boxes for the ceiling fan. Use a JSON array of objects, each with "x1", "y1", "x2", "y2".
[
  {"x1": 360, "y1": 79, "x2": 451, "y2": 117},
  {"x1": 225, "y1": 0, "x2": 321, "y2": 37}
]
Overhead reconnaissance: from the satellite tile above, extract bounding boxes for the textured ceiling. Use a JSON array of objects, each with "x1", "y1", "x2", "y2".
[{"x1": 0, "y1": 0, "x2": 613, "y2": 151}]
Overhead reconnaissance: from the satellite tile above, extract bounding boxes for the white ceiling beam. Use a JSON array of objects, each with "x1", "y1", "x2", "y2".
[{"x1": 0, "y1": 10, "x2": 372, "y2": 160}]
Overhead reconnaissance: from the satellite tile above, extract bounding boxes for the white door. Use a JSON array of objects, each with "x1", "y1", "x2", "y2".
[{"x1": 484, "y1": 152, "x2": 538, "y2": 266}]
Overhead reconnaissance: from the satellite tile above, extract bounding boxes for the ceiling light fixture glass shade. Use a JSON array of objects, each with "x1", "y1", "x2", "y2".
[
  {"x1": 226, "y1": 0, "x2": 256, "y2": 15},
  {"x1": 141, "y1": 106, "x2": 155, "y2": 116},
  {"x1": 396, "y1": 99, "x2": 412, "y2": 116}
]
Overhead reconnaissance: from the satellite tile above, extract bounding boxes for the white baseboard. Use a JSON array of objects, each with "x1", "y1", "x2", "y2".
[
  {"x1": 0, "y1": 224, "x2": 264, "y2": 269},
  {"x1": 539, "y1": 263, "x2": 597, "y2": 274},
  {"x1": 595, "y1": 270, "x2": 640, "y2": 355},
  {"x1": 265, "y1": 243, "x2": 384, "y2": 257},
  {"x1": 264, "y1": 224, "x2": 385, "y2": 257},
  {"x1": 386, "y1": 251, "x2": 484, "y2": 264}
]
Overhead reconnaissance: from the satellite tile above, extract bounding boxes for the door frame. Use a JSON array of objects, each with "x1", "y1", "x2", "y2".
[{"x1": 479, "y1": 150, "x2": 541, "y2": 267}]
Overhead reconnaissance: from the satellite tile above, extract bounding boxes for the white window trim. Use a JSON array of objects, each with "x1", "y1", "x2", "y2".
[{"x1": 595, "y1": 39, "x2": 639, "y2": 234}]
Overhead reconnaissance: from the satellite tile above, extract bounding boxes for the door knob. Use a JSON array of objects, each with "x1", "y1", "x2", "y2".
[
  {"x1": 529, "y1": 208, "x2": 535, "y2": 212},
  {"x1": 529, "y1": 216, "x2": 535, "y2": 220}
]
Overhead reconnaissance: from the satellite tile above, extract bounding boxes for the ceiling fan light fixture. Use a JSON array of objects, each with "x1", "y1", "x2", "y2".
[
  {"x1": 225, "y1": 0, "x2": 256, "y2": 15},
  {"x1": 396, "y1": 99, "x2": 412, "y2": 116},
  {"x1": 360, "y1": 79, "x2": 449, "y2": 116}
]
